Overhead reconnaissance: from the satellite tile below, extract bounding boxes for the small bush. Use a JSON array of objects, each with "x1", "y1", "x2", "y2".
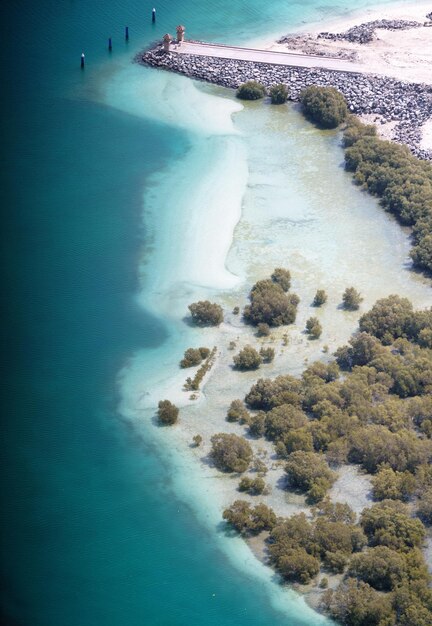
[
  {"x1": 236, "y1": 81, "x2": 266, "y2": 100},
  {"x1": 306, "y1": 317, "x2": 322, "y2": 339},
  {"x1": 158, "y1": 400, "x2": 179, "y2": 425},
  {"x1": 269, "y1": 83, "x2": 289, "y2": 104},
  {"x1": 192, "y1": 434, "x2": 203, "y2": 447},
  {"x1": 233, "y1": 345, "x2": 262, "y2": 370},
  {"x1": 313, "y1": 289, "x2": 327, "y2": 307},
  {"x1": 223, "y1": 500, "x2": 277, "y2": 534},
  {"x1": 180, "y1": 347, "x2": 203, "y2": 368},
  {"x1": 188, "y1": 300, "x2": 223, "y2": 326},
  {"x1": 285, "y1": 451, "x2": 336, "y2": 502},
  {"x1": 300, "y1": 86, "x2": 347, "y2": 129},
  {"x1": 259, "y1": 346, "x2": 275, "y2": 363},
  {"x1": 238, "y1": 476, "x2": 266, "y2": 495},
  {"x1": 227, "y1": 399, "x2": 250, "y2": 423},
  {"x1": 342, "y1": 287, "x2": 363, "y2": 311},
  {"x1": 210, "y1": 433, "x2": 253, "y2": 473}
]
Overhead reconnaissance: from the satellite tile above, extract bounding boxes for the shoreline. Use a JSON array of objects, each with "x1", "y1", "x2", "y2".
[
  {"x1": 119, "y1": 2, "x2": 432, "y2": 622},
  {"x1": 138, "y1": 2, "x2": 432, "y2": 159}
]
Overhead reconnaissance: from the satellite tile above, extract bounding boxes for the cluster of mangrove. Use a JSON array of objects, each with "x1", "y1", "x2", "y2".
[
  {"x1": 188, "y1": 300, "x2": 223, "y2": 326},
  {"x1": 233, "y1": 344, "x2": 275, "y2": 370},
  {"x1": 236, "y1": 80, "x2": 289, "y2": 104},
  {"x1": 180, "y1": 346, "x2": 211, "y2": 368},
  {"x1": 184, "y1": 346, "x2": 217, "y2": 391},
  {"x1": 157, "y1": 399, "x2": 179, "y2": 425},
  {"x1": 243, "y1": 268, "x2": 299, "y2": 327},
  {"x1": 300, "y1": 85, "x2": 348, "y2": 129},
  {"x1": 215, "y1": 294, "x2": 432, "y2": 625},
  {"x1": 342, "y1": 115, "x2": 432, "y2": 274}
]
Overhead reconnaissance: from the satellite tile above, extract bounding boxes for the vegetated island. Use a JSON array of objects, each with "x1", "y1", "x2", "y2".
[{"x1": 141, "y1": 7, "x2": 432, "y2": 626}]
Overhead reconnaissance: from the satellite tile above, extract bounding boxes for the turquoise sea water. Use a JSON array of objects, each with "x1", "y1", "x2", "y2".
[{"x1": 0, "y1": 1, "x2": 424, "y2": 625}]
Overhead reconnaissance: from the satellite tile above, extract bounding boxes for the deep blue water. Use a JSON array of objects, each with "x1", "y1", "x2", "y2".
[{"x1": 0, "y1": 0, "x2": 403, "y2": 624}]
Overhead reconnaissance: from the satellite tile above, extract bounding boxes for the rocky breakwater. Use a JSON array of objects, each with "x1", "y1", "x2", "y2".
[
  {"x1": 316, "y1": 18, "x2": 422, "y2": 44},
  {"x1": 138, "y1": 47, "x2": 432, "y2": 160}
]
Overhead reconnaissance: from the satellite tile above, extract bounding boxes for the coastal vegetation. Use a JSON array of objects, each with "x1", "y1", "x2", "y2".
[
  {"x1": 269, "y1": 83, "x2": 289, "y2": 104},
  {"x1": 180, "y1": 346, "x2": 211, "y2": 368},
  {"x1": 188, "y1": 301, "x2": 223, "y2": 326},
  {"x1": 233, "y1": 345, "x2": 262, "y2": 370},
  {"x1": 210, "y1": 433, "x2": 253, "y2": 473},
  {"x1": 300, "y1": 86, "x2": 347, "y2": 129},
  {"x1": 226, "y1": 399, "x2": 250, "y2": 423},
  {"x1": 217, "y1": 294, "x2": 432, "y2": 624},
  {"x1": 184, "y1": 346, "x2": 217, "y2": 391},
  {"x1": 236, "y1": 80, "x2": 266, "y2": 100},
  {"x1": 222, "y1": 500, "x2": 277, "y2": 534},
  {"x1": 312, "y1": 289, "x2": 327, "y2": 307},
  {"x1": 305, "y1": 316, "x2": 322, "y2": 339},
  {"x1": 342, "y1": 115, "x2": 432, "y2": 274},
  {"x1": 342, "y1": 287, "x2": 363, "y2": 310},
  {"x1": 238, "y1": 476, "x2": 267, "y2": 495},
  {"x1": 157, "y1": 400, "x2": 179, "y2": 425},
  {"x1": 243, "y1": 269, "x2": 299, "y2": 327}
]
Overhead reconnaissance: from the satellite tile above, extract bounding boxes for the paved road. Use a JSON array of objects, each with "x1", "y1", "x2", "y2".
[{"x1": 174, "y1": 41, "x2": 365, "y2": 74}]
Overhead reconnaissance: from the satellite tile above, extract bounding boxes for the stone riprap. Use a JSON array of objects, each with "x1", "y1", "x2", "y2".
[
  {"x1": 138, "y1": 47, "x2": 432, "y2": 160},
  {"x1": 316, "y1": 19, "x2": 423, "y2": 45}
]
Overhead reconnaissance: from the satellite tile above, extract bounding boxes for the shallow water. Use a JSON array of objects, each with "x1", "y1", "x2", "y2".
[{"x1": 1, "y1": 0, "x2": 430, "y2": 625}]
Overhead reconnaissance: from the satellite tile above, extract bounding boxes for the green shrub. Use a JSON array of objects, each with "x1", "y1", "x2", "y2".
[
  {"x1": 236, "y1": 80, "x2": 266, "y2": 100},
  {"x1": 342, "y1": 287, "x2": 363, "y2": 311},
  {"x1": 371, "y1": 466, "x2": 416, "y2": 501},
  {"x1": 233, "y1": 345, "x2": 262, "y2": 370},
  {"x1": 359, "y1": 295, "x2": 413, "y2": 341},
  {"x1": 243, "y1": 273, "x2": 299, "y2": 327},
  {"x1": 180, "y1": 347, "x2": 209, "y2": 368},
  {"x1": 245, "y1": 375, "x2": 303, "y2": 410},
  {"x1": 192, "y1": 434, "x2": 203, "y2": 447},
  {"x1": 269, "y1": 83, "x2": 289, "y2": 104},
  {"x1": 226, "y1": 399, "x2": 250, "y2": 423},
  {"x1": 277, "y1": 548, "x2": 320, "y2": 583},
  {"x1": 312, "y1": 289, "x2": 327, "y2": 307},
  {"x1": 305, "y1": 316, "x2": 322, "y2": 339},
  {"x1": 360, "y1": 500, "x2": 426, "y2": 551},
  {"x1": 348, "y1": 546, "x2": 406, "y2": 591},
  {"x1": 259, "y1": 346, "x2": 275, "y2": 363},
  {"x1": 323, "y1": 578, "x2": 395, "y2": 626},
  {"x1": 300, "y1": 86, "x2": 347, "y2": 129},
  {"x1": 223, "y1": 500, "x2": 276, "y2": 533},
  {"x1": 238, "y1": 476, "x2": 266, "y2": 495},
  {"x1": 157, "y1": 400, "x2": 179, "y2": 425},
  {"x1": 248, "y1": 413, "x2": 266, "y2": 437},
  {"x1": 285, "y1": 451, "x2": 336, "y2": 502},
  {"x1": 210, "y1": 433, "x2": 253, "y2": 473},
  {"x1": 417, "y1": 491, "x2": 432, "y2": 525},
  {"x1": 323, "y1": 550, "x2": 348, "y2": 573},
  {"x1": 188, "y1": 300, "x2": 223, "y2": 326}
]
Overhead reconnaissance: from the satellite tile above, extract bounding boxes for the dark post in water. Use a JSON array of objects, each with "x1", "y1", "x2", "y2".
[
  {"x1": 125, "y1": 26, "x2": 129, "y2": 40},
  {"x1": 81, "y1": 53, "x2": 85, "y2": 69},
  {"x1": 152, "y1": 8, "x2": 156, "y2": 23},
  {"x1": 108, "y1": 37, "x2": 112, "y2": 51}
]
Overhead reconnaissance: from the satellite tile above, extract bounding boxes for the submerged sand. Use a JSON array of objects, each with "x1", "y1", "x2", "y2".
[{"x1": 115, "y1": 1, "x2": 432, "y2": 618}]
